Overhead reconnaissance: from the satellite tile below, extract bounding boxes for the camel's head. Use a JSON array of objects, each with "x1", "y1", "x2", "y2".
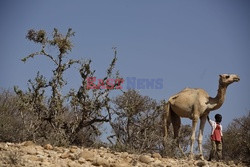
[{"x1": 219, "y1": 74, "x2": 240, "y2": 86}]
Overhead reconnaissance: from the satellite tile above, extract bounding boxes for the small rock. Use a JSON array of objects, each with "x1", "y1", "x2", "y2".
[
  {"x1": 112, "y1": 161, "x2": 129, "y2": 167},
  {"x1": 54, "y1": 146, "x2": 64, "y2": 153},
  {"x1": 152, "y1": 160, "x2": 166, "y2": 167},
  {"x1": 165, "y1": 158, "x2": 177, "y2": 166},
  {"x1": 70, "y1": 148, "x2": 77, "y2": 153},
  {"x1": 22, "y1": 141, "x2": 35, "y2": 146},
  {"x1": 69, "y1": 153, "x2": 77, "y2": 160},
  {"x1": 68, "y1": 161, "x2": 82, "y2": 167},
  {"x1": 47, "y1": 151, "x2": 58, "y2": 159},
  {"x1": 78, "y1": 149, "x2": 95, "y2": 161},
  {"x1": 71, "y1": 145, "x2": 78, "y2": 149},
  {"x1": 57, "y1": 161, "x2": 68, "y2": 167},
  {"x1": 93, "y1": 156, "x2": 110, "y2": 167},
  {"x1": 99, "y1": 152, "x2": 105, "y2": 157},
  {"x1": 227, "y1": 161, "x2": 235, "y2": 166},
  {"x1": 78, "y1": 157, "x2": 86, "y2": 164},
  {"x1": 152, "y1": 153, "x2": 162, "y2": 159},
  {"x1": 0, "y1": 143, "x2": 8, "y2": 151},
  {"x1": 22, "y1": 146, "x2": 36, "y2": 155},
  {"x1": 60, "y1": 151, "x2": 70, "y2": 159},
  {"x1": 41, "y1": 161, "x2": 51, "y2": 166},
  {"x1": 27, "y1": 156, "x2": 43, "y2": 162},
  {"x1": 121, "y1": 152, "x2": 129, "y2": 158},
  {"x1": 196, "y1": 160, "x2": 207, "y2": 167},
  {"x1": 44, "y1": 144, "x2": 53, "y2": 150},
  {"x1": 139, "y1": 155, "x2": 154, "y2": 164},
  {"x1": 6, "y1": 142, "x2": 14, "y2": 146}
]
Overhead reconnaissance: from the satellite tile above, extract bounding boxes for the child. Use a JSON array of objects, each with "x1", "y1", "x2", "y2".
[{"x1": 207, "y1": 114, "x2": 223, "y2": 161}]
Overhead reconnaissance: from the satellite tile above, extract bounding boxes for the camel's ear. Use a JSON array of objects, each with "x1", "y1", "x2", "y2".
[{"x1": 219, "y1": 74, "x2": 222, "y2": 78}]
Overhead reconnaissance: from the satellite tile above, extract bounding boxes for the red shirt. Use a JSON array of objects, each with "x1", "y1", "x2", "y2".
[{"x1": 211, "y1": 124, "x2": 222, "y2": 142}]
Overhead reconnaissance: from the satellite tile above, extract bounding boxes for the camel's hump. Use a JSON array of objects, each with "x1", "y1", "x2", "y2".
[{"x1": 169, "y1": 88, "x2": 209, "y2": 102}]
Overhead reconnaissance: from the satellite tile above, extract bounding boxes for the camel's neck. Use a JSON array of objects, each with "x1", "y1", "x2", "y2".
[{"x1": 208, "y1": 83, "x2": 228, "y2": 111}]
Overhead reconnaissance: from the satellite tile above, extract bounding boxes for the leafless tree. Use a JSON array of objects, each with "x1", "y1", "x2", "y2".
[{"x1": 14, "y1": 28, "x2": 120, "y2": 146}]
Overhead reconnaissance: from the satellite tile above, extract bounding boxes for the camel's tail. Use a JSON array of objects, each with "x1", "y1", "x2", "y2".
[{"x1": 163, "y1": 101, "x2": 169, "y2": 125}]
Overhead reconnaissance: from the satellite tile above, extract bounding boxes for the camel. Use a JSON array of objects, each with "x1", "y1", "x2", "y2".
[{"x1": 163, "y1": 74, "x2": 240, "y2": 159}]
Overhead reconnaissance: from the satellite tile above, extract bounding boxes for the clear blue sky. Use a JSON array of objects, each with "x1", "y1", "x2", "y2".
[{"x1": 0, "y1": 0, "x2": 249, "y2": 140}]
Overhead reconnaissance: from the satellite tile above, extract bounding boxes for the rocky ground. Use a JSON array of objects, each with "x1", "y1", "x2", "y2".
[{"x1": 0, "y1": 142, "x2": 247, "y2": 167}]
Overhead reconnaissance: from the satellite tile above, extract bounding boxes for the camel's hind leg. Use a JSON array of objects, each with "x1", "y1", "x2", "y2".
[
  {"x1": 163, "y1": 102, "x2": 171, "y2": 150},
  {"x1": 197, "y1": 114, "x2": 207, "y2": 160},
  {"x1": 190, "y1": 115, "x2": 199, "y2": 159},
  {"x1": 171, "y1": 110, "x2": 186, "y2": 157}
]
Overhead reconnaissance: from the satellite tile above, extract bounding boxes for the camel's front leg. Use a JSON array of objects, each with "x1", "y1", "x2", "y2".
[
  {"x1": 190, "y1": 116, "x2": 198, "y2": 159},
  {"x1": 197, "y1": 115, "x2": 207, "y2": 160}
]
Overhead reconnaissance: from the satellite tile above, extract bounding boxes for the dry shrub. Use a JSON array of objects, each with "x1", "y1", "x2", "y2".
[
  {"x1": 108, "y1": 90, "x2": 191, "y2": 157},
  {"x1": 0, "y1": 89, "x2": 28, "y2": 143},
  {"x1": 222, "y1": 112, "x2": 250, "y2": 164}
]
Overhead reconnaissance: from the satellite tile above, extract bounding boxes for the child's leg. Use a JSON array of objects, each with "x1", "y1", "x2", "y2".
[
  {"x1": 216, "y1": 141, "x2": 223, "y2": 160},
  {"x1": 209, "y1": 140, "x2": 216, "y2": 160}
]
